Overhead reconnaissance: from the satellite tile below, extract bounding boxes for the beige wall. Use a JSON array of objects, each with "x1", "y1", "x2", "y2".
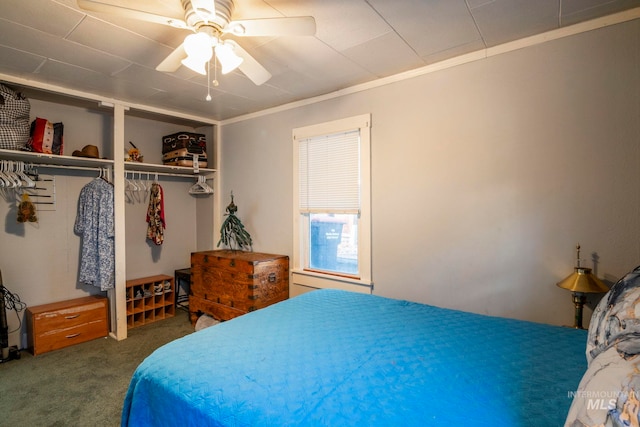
[{"x1": 220, "y1": 19, "x2": 640, "y2": 327}]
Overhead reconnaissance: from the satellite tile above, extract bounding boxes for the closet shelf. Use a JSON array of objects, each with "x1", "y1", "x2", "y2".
[
  {"x1": 0, "y1": 148, "x2": 113, "y2": 168},
  {"x1": 0, "y1": 149, "x2": 216, "y2": 176},
  {"x1": 124, "y1": 161, "x2": 216, "y2": 176}
]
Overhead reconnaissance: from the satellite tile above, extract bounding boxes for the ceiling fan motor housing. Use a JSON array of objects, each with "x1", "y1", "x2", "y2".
[{"x1": 182, "y1": 0, "x2": 234, "y2": 32}]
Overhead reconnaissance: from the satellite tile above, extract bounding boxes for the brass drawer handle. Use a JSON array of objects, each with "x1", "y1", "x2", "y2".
[
  {"x1": 65, "y1": 314, "x2": 80, "y2": 320},
  {"x1": 65, "y1": 333, "x2": 81, "y2": 339}
]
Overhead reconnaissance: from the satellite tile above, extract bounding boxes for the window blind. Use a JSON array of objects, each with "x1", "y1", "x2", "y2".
[{"x1": 298, "y1": 129, "x2": 360, "y2": 213}]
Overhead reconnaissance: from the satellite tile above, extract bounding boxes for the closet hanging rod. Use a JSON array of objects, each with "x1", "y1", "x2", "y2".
[
  {"x1": 125, "y1": 170, "x2": 214, "y2": 179},
  {"x1": 30, "y1": 163, "x2": 109, "y2": 173},
  {"x1": 25, "y1": 163, "x2": 211, "y2": 179}
]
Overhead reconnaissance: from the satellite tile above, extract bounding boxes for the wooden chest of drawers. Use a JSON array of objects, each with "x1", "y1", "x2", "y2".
[
  {"x1": 190, "y1": 250, "x2": 289, "y2": 323},
  {"x1": 26, "y1": 295, "x2": 108, "y2": 356}
]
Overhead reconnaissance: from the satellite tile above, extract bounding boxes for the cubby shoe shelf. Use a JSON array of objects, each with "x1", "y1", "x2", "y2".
[{"x1": 125, "y1": 274, "x2": 175, "y2": 329}]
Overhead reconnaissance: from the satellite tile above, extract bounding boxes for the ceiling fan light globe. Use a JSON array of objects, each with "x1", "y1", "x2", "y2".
[
  {"x1": 215, "y1": 42, "x2": 244, "y2": 74},
  {"x1": 181, "y1": 56, "x2": 208, "y2": 75},
  {"x1": 183, "y1": 32, "x2": 212, "y2": 57},
  {"x1": 182, "y1": 32, "x2": 213, "y2": 74},
  {"x1": 220, "y1": 56, "x2": 243, "y2": 74}
]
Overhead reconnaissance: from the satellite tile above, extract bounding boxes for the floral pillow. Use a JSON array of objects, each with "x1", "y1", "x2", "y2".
[
  {"x1": 565, "y1": 345, "x2": 640, "y2": 426},
  {"x1": 586, "y1": 265, "x2": 640, "y2": 365}
]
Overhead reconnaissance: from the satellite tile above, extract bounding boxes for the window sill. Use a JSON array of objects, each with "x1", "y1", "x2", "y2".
[{"x1": 291, "y1": 269, "x2": 373, "y2": 294}]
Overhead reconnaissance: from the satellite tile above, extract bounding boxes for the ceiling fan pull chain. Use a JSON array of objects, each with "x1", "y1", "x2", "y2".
[
  {"x1": 213, "y1": 55, "x2": 219, "y2": 87},
  {"x1": 206, "y1": 60, "x2": 212, "y2": 101}
]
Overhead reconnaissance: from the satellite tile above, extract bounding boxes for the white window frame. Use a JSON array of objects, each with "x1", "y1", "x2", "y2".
[{"x1": 292, "y1": 114, "x2": 372, "y2": 293}]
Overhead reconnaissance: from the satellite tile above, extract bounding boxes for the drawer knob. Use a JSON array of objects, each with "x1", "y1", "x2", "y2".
[
  {"x1": 65, "y1": 333, "x2": 81, "y2": 339},
  {"x1": 269, "y1": 273, "x2": 276, "y2": 283},
  {"x1": 65, "y1": 314, "x2": 80, "y2": 320}
]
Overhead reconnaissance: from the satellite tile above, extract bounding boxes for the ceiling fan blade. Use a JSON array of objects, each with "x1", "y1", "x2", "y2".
[
  {"x1": 77, "y1": 0, "x2": 188, "y2": 28},
  {"x1": 225, "y1": 40, "x2": 272, "y2": 85},
  {"x1": 224, "y1": 16, "x2": 316, "y2": 37},
  {"x1": 156, "y1": 43, "x2": 187, "y2": 72}
]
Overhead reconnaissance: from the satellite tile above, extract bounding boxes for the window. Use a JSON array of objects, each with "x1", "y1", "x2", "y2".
[{"x1": 292, "y1": 114, "x2": 372, "y2": 292}]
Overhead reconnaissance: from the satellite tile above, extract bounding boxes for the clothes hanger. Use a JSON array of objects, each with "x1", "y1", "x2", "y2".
[
  {"x1": 189, "y1": 175, "x2": 213, "y2": 194},
  {"x1": 0, "y1": 161, "x2": 11, "y2": 188},
  {"x1": 16, "y1": 162, "x2": 35, "y2": 188},
  {"x1": 132, "y1": 171, "x2": 145, "y2": 203},
  {"x1": 136, "y1": 171, "x2": 146, "y2": 193},
  {"x1": 3, "y1": 161, "x2": 21, "y2": 188},
  {"x1": 99, "y1": 167, "x2": 112, "y2": 184},
  {"x1": 123, "y1": 171, "x2": 135, "y2": 203},
  {"x1": 125, "y1": 171, "x2": 138, "y2": 192}
]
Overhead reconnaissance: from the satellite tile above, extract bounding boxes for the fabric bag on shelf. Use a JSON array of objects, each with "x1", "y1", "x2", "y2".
[
  {"x1": 26, "y1": 117, "x2": 64, "y2": 155},
  {"x1": 0, "y1": 83, "x2": 31, "y2": 150}
]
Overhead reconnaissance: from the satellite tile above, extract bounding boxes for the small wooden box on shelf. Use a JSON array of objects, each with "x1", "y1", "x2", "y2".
[{"x1": 126, "y1": 275, "x2": 175, "y2": 329}]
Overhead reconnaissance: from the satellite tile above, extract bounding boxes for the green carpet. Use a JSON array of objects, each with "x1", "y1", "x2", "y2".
[{"x1": 0, "y1": 309, "x2": 195, "y2": 426}]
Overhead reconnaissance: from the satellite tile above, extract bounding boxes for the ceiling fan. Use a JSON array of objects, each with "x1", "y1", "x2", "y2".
[{"x1": 76, "y1": 0, "x2": 316, "y2": 86}]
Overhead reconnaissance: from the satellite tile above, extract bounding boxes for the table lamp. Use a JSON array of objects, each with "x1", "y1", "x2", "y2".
[{"x1": 556, "y1": 244, "x2": 608, "y2": 329}]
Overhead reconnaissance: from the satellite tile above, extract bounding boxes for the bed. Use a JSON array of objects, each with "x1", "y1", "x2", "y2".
[{"x1": 121, "y1": 288, "x2": 596, "y2": 426}]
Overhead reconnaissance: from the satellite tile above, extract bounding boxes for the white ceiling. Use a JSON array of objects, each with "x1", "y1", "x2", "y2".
[{"x1": 1, "y1": 0, "x2": 639, "y2": 121}]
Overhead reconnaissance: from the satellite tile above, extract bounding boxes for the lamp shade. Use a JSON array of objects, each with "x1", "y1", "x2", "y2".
[{"x1": 556, "y1": 267, "x2": 609, "y2": 293}]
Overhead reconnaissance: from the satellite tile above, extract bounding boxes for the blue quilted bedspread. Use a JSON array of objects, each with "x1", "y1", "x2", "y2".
[{"x1": 122, "y1": 289, "x2": 587, "y2": 426}]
